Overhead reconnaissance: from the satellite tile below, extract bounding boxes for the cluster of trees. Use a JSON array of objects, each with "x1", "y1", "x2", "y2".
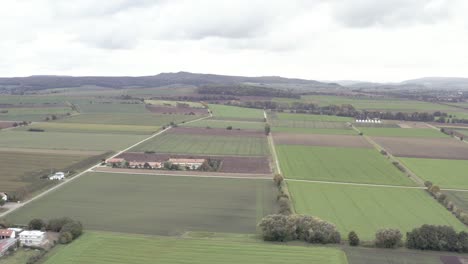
[
  {"x1": 198, "y1": 84, "x2": 300, "y2": 99},
  {"x1": 407, "y1": 225, "x2": 468, "y2": 252},
  {"x1": 273, "y1": 174, "x2": 293, "y2": 215},
  {"x1": 425, "y1": 181, "x2": 468, "y2": 225},
  {"x1": 198, "y1": 159, "x2": 221, "y2": 172},
  {"x1": 258, "y1": 214, "x2": 341, "y2": 244},
  {"x1": 12, "y1": 121, "x2": 30, "y2": 127},
  {"x1": 27, "y1": 128, "x2": 45, "y2": 132},
  {"x1": 359, "y1": 111, "x2": 445, "y2": 122},
  {"x1": 28, "y1": 217, "x2": 83, "y2": 244}
]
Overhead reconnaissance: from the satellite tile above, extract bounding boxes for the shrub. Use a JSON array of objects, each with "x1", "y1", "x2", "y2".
[
  {"x1": 375, "y1": 228, "x2": 402, "y2": 248},
  {"x1": 28, "y1": 218, "x2": 46, "y2": 230},
  {"x1": 61, "y1": 221, "x2": 83, "y2": 239},
  {"x1": 429, "y1": 185, "x2": 441, "y2": 194},
  {"x1": 437, "y1": 193, "x2": 447, "y2": 203},
  {"x1": 273, "y1": 174, "x2": 284, "y2": 186},
  {"x1": 348, "y1": 231, "x2": 360, "y2": 246},
  {"x1": 226, "y1": 126, "x2": 233, "y2": 130},
  {"x1": 278, "y1": 197, "x2": 293, "y2": 215},
  {"x1": 406, "y1": 225, "x2": 461, "y2": 252},
  {"x1": 258, "y1": 214, "x2": 293, "y2": 242},
  {"x1": 47, "y1": 217, "x2": 74, "y2": 232},
  {"x1": 424, "y1": 181, "x2": 433, "y2": 188},
  {"x1": 59, "y1": 231, "x2": 73, "y2": 244},
  {"x1": 380, "y1": 150, "x2": 387, "y2": 155}
]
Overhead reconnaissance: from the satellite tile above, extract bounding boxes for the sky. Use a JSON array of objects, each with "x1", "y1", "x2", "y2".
[{"x1": 1, "y1": 0, "x2": 467, "y2": 82}]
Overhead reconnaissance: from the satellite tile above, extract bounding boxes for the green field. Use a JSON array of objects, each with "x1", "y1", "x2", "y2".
[
  {"x1": 17, "y1": 122, "x2": 160, "y2": 135},
  {"x1": 0, "y1": 131, "x2": 145, "y2": 151},
  {"x1": 359, "y1": 127, "x2": 447, "y2": 138},
  {"x1": 344, "y1": 247, "x2": 444, "y2": 264},
  {"x1": 133, "y1": 133, "x2": 269, "y2": 156},
  {"x1": 75, "y1": 103, "x2": 149, "y2": 114},
  {"x1": 43, "y1": 232, "x2": 348, "y2": 264},
  {"x1": 182, "y1": 119, "x2": 265, "y2": 130},
  {"x1": 208, "y1": 104, "x2": 264, "y2": 121},
  {"x1": 277, "y1": 145, "x2": 415, "y2": 186},
  {"x1": 445, "y1": 191, "x2": 468, "y2": 211},
  {"x1": 145, "y1": 99, "x2": 203, "y2": 108},
  {"x1": 400, "y1": 158, "x2": 468, "y2": 189},
  {"x1": 272, "y1": 127, "x2": 357, "y2": 135},
  {"x1": 58, "y1": 113, "x2": 199, "y2": 126},
  {"x1": 6, "y1": 172, "x2": 277, "y2": 235},
  {"x1": 271, "y1": 119, "x2": 351, "y2": 129},
  {"x1": 289, "y1": 182, "x2": 466, "y2": 240},
  {"x1": 0, "y1": 150, "x2": 92, "y2": 193},
  {"x1": 0, "y1": 107, "x2": 72, "y2": 121},
  {"x1": 274, "y1": 112, "x2": 353, "y2": 122}
]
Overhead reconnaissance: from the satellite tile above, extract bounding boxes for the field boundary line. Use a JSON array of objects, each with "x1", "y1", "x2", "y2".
[
  {"x1": 286, "y1": 179, "x2": 426, "y2": 189},
  {"x1": 426, "y1": 122, "x2": 468, "y2": 145},
  {"x1": 90, "y1": 170, "x2": 272, "y2": 180},
  {"x1": 265, "y1": 110, "x2": 281, "y2": 175}
]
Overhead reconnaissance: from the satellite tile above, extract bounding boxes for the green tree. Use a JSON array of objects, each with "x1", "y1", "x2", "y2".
[
  {"x1": 28, "y1": 218, "x2": 46, "y2": 230},
  {"x1": 264, "y1": 124, "x2": 271, "y2": 135},
  {"x1": 59, "y1": 231, "x2": 73, "y2": 244},
  {"x1": 375, "y1": 228, "x2": 402, "y2": 248},
  {"x1": 348, "y1": 231, "x2": 360, "y2": 246}
]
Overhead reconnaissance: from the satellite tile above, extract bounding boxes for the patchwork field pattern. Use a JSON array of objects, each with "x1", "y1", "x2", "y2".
[
  {"x1": 43, "y1": 232, "x2": 348, "y2": 264},
  {"x1": 273, "y1": 133, "x2": 371, "y2": 148},
  {"x1": 6, "y1": 172, "x2": 277, "y2": 235},
  {"x1": 288, "y1": 182, "x2": 466, "y2": 240},
  {"x1": 277, "y1": 145, "x2": 415, "y2": 186},
  {"x1": 372, "y1": 136, "x2": 468, "y2": 160},
  {"x1": 400, "y1": 158, "x2": 468, "y2": 189},
  {"x1": 0, "y1": 131, "x2": 146, "y2": 151},
  {"x1": 132, "y1": 128, "x2": 269, "y2": 156}
]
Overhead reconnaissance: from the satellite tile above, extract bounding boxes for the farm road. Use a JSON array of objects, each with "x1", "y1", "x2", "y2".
[{"x1": 0, "y1": 113, "x2": 212, "y2": 218}]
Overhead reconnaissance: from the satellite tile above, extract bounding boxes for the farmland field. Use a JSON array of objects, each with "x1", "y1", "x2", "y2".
[
  {"x1": 6, "y1": 172, "x2": 277, "y2": 235},
  {"x1": 372, "y1": 136, "x2": 468, "y2": 160},
  {"x1": 271, "y1": 119, "x2": 351, "y2": 129},
  {"x1": 145, "y1": 99, "x2": 203, "y2": 108},
  {"x1": 0, "y1": 131, "x2": 146, "y2": 151},
  {"x1": 273, "y1": 133, "x2": 371, "y2": 148},
  {"x1": 58, "y1": 113, "x2": 199, "y2": 126},
  {"x1": 359, "y1": 127, "x2": 447, "y2": 138},
  {"x1": 272, "y1": 127, "x2": 358, "y2": 135},
  {"x1": 182, "y1": 119, "x2": 265, "y2": 130},
  {"x1": 133, "y1": 130, "x2": 269, "y2": 156},
  {"x1": 273, "y1": 112, "x2": 353, "y2": 122},
  {"x1": 0, "y1": 150, "x2": 93, "y2": 194},
  {"x1": 276, "y1": 145, "x2": 415, "y2": 186},
  {"x1": 208, "y1": 104, "x2": 265, "y2": 121},
  {"x1": 344, "y1": 247, "x2": 447, "y2": 264},
  {"x1": 43, "y1": 232, "x2": 348, "y2": 264},
  {"x1": 75, "y1": 103, "x2": 148, "y2": 114},
  {"x1": 445, "y1": 191, "x2": 468, "y2": 211},
  {"x1": 399, "y1": 158, "x2": 468, "y2": 189},
  {"x1": 16, "y1": 122, "x2": 160, "y2": 135},
  {"x1": 0, "y1": 106, "x2": 72, "y2": 121},
  {"x1": 288, "y1": 182, "x2": 466, "y2": 240}
]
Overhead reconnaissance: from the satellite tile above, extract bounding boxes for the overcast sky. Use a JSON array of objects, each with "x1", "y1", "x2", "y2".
[{"x1": 1, "y1": 0, "x2": 467, "y2": 82}]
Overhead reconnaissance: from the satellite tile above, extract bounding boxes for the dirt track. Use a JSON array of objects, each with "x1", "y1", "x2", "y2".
[
  {"x1": 273, "y1": 133, "x2": 372, "y2": 148},
  {"x1": 372, "y1": 136, "x2": 468, "y2": 160}
]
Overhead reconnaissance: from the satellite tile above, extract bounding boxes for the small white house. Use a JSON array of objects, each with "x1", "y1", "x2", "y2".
[
  {"x1": 19, "y1": 231, "x2": 45, "y2": 246},
  {"x1": 168, "y1": 158, "x2": 206, "y2": 170},
  {"x1": 0, "y1": 192, "x2": 7, "y2": 201},
  {"x1": 49, "y1": 172, "x2": 65, "y2": 180},
  {"x1": 0, "y1": 229, "x2": 15, "y2": 239}
]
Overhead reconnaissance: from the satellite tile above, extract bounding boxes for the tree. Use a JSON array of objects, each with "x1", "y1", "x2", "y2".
[
  {"x1": 424, "y1": 181, "x2": 433, "y2": 188},
  {"x1": 264, "y1": 124, "x2": 271, "y2": 135},
  {"x1": 407, "y1": 225, "x2": 461, "y2": 252},
  {"x1": 61, "y1": 221, "x2": 83, "y2": 239},
  {"x1": 429, "y1": 185, "x2": 441, "y2": 194},
  {"x1": 47, "y1": 217, "x2": 74, "y2": 232},
  {"x1": 348, "y1": 231, "x2": 360, "y2": 246},
  {"x1": 375, "y1": 228, "x2": 402, "y2": 248},
  {"x1": 28, "y1": 218, "x2": 46, "y2": 230},
  {"x1": 273, "y1": 174, "x2": 284, "y2": 186},
  {"x1": 258, "y1": 214, "x2": 293, "y2": 242},
  {"x1": 59, "y1": 231, "x2": 73, "y2": 244},
  {"x1": 226, "y1": 126, "x2": 233, "y2": 130}
]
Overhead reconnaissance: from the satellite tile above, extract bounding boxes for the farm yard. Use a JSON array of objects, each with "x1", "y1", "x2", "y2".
[
  {"x1": 288, "y1": 182, "x2": 466, "y2": 241},
  {"x1": 6, "y1": 172, "x2": 278, "y2": 235},
  {"x1": 372, "y1": 136, "x2": 468, "y2": 160},
  {"x1": 276, "y1": 145, "x2": 415, "y2": 186},
  {"x1": 43, "y1": 232, "x2": 348, "y2": 264},
  {"x1": 132, "y1": 127, "x2": 269, "y2": 156}
]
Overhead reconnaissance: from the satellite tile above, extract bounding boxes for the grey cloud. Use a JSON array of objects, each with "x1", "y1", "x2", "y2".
[{"x1": 332, "y1": 0, "x2": 452, "y2": 28}]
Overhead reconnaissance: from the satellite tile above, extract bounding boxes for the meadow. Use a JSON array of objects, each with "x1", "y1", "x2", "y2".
[
  {"x1": 445, "y1": 191, "x2": 468, "y2": 211},
  {"x1": 182, "y1": 119, "x2": 265, "y2": 130},
  {"x1": 58, "y1": 113, "x2": 199, "y2": 126},
  {"x1": 133, "y1": 133, "x2": 269, "y2": 156},
  {"x1": 75, "y1": 103, "x2": 149, "y2": 114},
  {"x1": 0, "y1": 107, "x2": 72, "y2": 121},
  {"x1": 271, "y1": 119, "x2": 351, "y2": 129},
  {"x1": 0, "y1": 150, "x2": 91, "y2": 193},
  {"x1": 400, "y1": 157, "x2": 468, "y2": 189},
  {"x1": 17, "y1": 122, "x2": 160, "y2": 135},
  {"x1": 145, "y1": 99, "x2": 203, "y2": 108},
  {"x1": 6, "y1": 172, "x2": 277, "y2": 235},
  {"x1": 42, "y1": 232, "x2": 348, "y2": 264},
  {"x1": 208, "y1": 104, "x2": 265, "y2": 121},
  {"x1": 272, "y1": 127, "x2": 357, "y2": 135},
  {"x1": 359, "y1": 127, "x2": 447, "y2": 138},
  {"x1": 0, "y1": 131, "x2": 146, "y2": 151},
  {"x1": 276, "y1": 145, "x2": 415, "y2": 186},
  {"x1": 288, "y1": 182, "x2": 466, "y2": 240}
]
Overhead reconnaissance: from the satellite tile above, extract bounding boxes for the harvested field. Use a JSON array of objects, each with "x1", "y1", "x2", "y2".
[
  {"x1": 0, "y1": 121, "x2": 15, "y2": 129},
  {"x1": 43, "y1": 232, "x2": 347, "y2": 264},
  {"x1": 6, "y1": 172, "x2": 278, "y2": 235},
  {"x1": 17, "y1": 122, "x2": 161, "y2": 135},
  {"x1": 345, "y1": 247, "x2": 450, "y2": 264},
  {"x1": 273, "y1": 133, "x2": 371, "y2": 148},
  {"x1": 145, "y1": 105, "x2": 208, "y2": 115},
  {"x1": 373, "y1": 136, "x2": 468, "y2": 160},
  {"x1": 117, "y1": 152, "x2": 271, "y2": 174},
  {"x1": 272, "y1": 127, "x2": 358, "y2": 135},
  {"x1": 169, "y1": 127, "x2": 265, "y2": 137}
]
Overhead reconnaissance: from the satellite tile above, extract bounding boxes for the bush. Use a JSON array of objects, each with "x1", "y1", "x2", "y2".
[
  {"x1": 375, "y1": 228, "x2": 402, "y2": 248},
  {"x1": 273, "y1": 174, "x2": 284, "y2": 186},
  {"x1": 424, "y1": 181, "x2": 433, "y2": 188},
  {"x1": 226, "y1": 126, "x2": 233, "y2": 130},
  {"x1": 348, "y1": 231, "x2": 360, "y2": 246},
  {"x1": 407, "y1": 225, "x2": 461, "y2": 252},
  {"x1": 258, "y1": 214, "x2": 293, "y2": 242},
  {"x1": 28, "y1": 218, "x2": 46, "y2": 230},
  {"x1": 437, "y1": 193, "x2": 447, "y2": 203},
  {"x1": 380, "y1": 150, "x2": 387, "y2": 155},
  {"x1": 59, "y1": 231, "x2": 73, "y2": 244},
  {"x1": 61, "y1": 221, "x2": 83, "y2": 239},
  {"x1": 278, "y1": 197, "x2": 293, "y2": 215},
  {"x1": 429, "y1": 185, "x2": 441, "y2": 194},
  {"x1": 47, "y1": 217, "x2": 74, "y2": 232}
]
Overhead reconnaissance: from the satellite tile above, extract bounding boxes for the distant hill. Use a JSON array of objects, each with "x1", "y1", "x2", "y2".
[
  {"x1": 0, "y1": 72, "x2": 341, "y2": 92},
  {"x1": 401, "y1": 77, "x2": 468, "y2": 90}
]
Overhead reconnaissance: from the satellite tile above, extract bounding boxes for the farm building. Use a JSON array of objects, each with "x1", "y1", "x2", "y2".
[
  {"x1": 128, "y1": 161, "x2": 162, "y2": 169},
  {"x1": 0, "y1": 192, "x2": 7, "y2": 201},
  {"x1": 19, "y1": 231, "x2": 45, "y2": 246},
  {"x1": 0, "y1": 229, "x2": 15, "y2": 240},
  {"x1": 106, "y1": 158, "x2": 125, "y2": 166},
  {"x1": 168, "y1": 158, "x2": 206, "y2": 170},
  {"x1": 0, "y1": 238, "x2": 17, "y2": 257},
  {"x1": 49, "y1": 172, "x2": 65, "y2": 180},
  {"x1": 355, "y1": 119, "x2": 382, "y2": 123}
]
